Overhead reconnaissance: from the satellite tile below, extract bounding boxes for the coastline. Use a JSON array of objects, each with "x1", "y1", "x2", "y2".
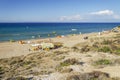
[
  {"x1": 0, "y1": 31, "x2": 99, "y2": 43},
  {"x1": 0, "y1": 29, "x2": 116, "y2": 59}
]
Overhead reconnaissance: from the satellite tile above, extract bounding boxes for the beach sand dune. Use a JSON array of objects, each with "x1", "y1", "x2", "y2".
[{"x1": 0, "y1": 30, "x2": 120, "y2": 79}]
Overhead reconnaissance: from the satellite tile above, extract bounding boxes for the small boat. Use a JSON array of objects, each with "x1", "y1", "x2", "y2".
[{"x1": 71, "y1": 29, "x2": 77, "y2": 31}]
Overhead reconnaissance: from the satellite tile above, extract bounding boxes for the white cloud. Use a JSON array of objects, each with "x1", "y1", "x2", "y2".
[
  {"x1": 90, "y1": 10, "x2": 120, "y2": 20},
  {"x1": 60, "y1": 14, "x2": 82, "y2": 21},
  {"x1": 90, "y1": 10, "x2": 114, "y2": 16}
]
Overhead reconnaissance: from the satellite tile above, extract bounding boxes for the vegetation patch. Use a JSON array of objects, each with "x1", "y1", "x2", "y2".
[
  {"x1": 66, "y1": 71, "x2": 111, "y2": 80},
  {"x1": 113, "y1": 58, "x2": 120, "y2": 65},
  {"x1": 0, "y1": 67, "x2": 4, "y2": 79},
  {"x1": 39, "y1": 70, "x2": 53, "y2": 75},
  {"x1": 53, "y1": 50, "x2": 69, "y2": 55},
  {"x1": 94, "y1": 59, "x2": 111, "y2": 66},
  {"x1": 91, "y1": 38, "x2": 120, "y2": 56},
  {"x1": 80, "y1": 45, "x2": 90, "y2": 53},
  {"x1": 117, "y1": 26, "x2": 120, "y2": 28},
  {"x1": 114, "y1": 48, "x2": 120, "y2": 55},
  {"x1": 102, "y1": 39, "x2": 112, "y2": 45},
  {"x1": 71, "y1": 46, "x2": 80, "y2": 52},
  {"x1": 56, "y1": 58, "x2": 79, "y2": 72},
  {"x1": 98, "y1": 46, "x2": 112, "y2": 53},
  {"x1": 60, "y1": 68, "x2": 73, "y2": 73},
  {"x1": 9, "y1": 57, "x2": 23, "y2": 65},
  {"x1": 22, "y1": 61, "x2": 32, "y2": 66},
  {"x1": 7, "y1": 76, "x2": 29, "y2": 80},
  {"x1": 66, "y1": 71, "x2": 120, "y2": 80},
  {"x1": 0, "y1": 67, "x2": 3, "y2": 72},
  {"x1": 60, "y1": 58, "x2": 79, "y2": 67},
  {"x1": 53, "y1": 56, "x2": 65, "y2": 61}
]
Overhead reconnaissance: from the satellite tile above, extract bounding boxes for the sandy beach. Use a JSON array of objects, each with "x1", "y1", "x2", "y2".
[
  {"x1": 0, "y1": 31, "x2": 115, "y2": 59},
  {"x1": 1, "y1": 28, "x2": 120, "y2": 80}
]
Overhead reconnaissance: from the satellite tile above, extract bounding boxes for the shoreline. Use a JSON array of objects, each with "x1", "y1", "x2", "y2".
[
  {"x1": 0, "y1": 30, "x2": 106, "y2": 43},
  {"x1": 0, "y1": 29, "x2": 116, "y2": 59}
]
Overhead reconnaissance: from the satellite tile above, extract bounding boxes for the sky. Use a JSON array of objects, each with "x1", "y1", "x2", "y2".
[{"x1": 0, "y1": 0, "x2": 120, "y2": 22}]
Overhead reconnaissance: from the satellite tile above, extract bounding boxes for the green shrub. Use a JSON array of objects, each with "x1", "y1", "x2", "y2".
[
  {"x1": 114, "y1": 49, "x2": 120, "y2": 55},
  {"x1": 0, "y1": 67, "x2": 4, "y2": 75},
  {"x1": 55, "y1": 58, "x2": 78, "y2": 72},
  {"x1": 80, "y1": 45, "x2": 90, "y2": 52},
  {"x1": 60, "y1": 58, "x2": 79, "y2": 67},
  {"x1": 0, "y1": 67, "x2": 3, "y2": 72},
  {"x1": 60, "y1": 62, "x2": 71, "y2": 67},
  {"x1": 102, "y1": 40, "x2": 112, "y2": 45},
  {"x1": 117, "y1": 25, "x2": 120, "y2": 28},
  {"x1": 71, "y1": 46, "x2": 80, "y2": 52},
  {"x1": 98, "y1": 46, "x2": 111, "y2": 53},
  {"x1": 22, "y1": 61, "x2": 32, "y2": 66},
  {"x1": 10, "y1": 60, "x2": 17, "y2": 65},
  {"x1": 95, "y1": 59, "x2": 111, "y2": 65}
]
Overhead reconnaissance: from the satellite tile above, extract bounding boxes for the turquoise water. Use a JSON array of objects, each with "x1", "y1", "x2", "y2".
[{"x1": 0, "y1": 23, "x2": 120, "y2": 41}]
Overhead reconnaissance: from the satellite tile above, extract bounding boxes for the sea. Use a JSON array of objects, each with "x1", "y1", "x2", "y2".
[{"x1": 0, "y1": 23, "x2": 120, "y2": 42}]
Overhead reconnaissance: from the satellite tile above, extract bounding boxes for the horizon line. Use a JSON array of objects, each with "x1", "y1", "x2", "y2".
[{"x1": 0, "y1": 22, "x2": 120, "y2": 23}]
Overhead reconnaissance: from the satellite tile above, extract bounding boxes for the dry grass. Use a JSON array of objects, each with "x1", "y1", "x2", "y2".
[
  {"x1": 60, "y1": 68, "x2": 73, "y2": 73},
  {"x1": 53, "y1": 56, "x2": 65, "y2": 61},
  {"x1": 60, "y1": 58, "x2": 79, "y2": 67},
  {"x1": 56, "y1": 58, "x2": 79, "y2": 72},
  {"x1": 66, "y1": 71, "x2": 111, "y2": 80}
]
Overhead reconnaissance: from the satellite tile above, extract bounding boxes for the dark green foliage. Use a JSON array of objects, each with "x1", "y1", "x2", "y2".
[
  {"x1": 95, "y1": 59, "x2": 111, "y2": 65},
  {"x1": 23, "y1": 61, "x2": 32, "y2": 66},
  {"x1": 117, "y1": 26, "x2": 120, "y2": 28},
  {"x1": 60, "y1": 58, "x2": 79, "y2": 67},
  {"x1": 80, "y1": 45, "x2": 90, "y2": 52},
  {"x1": 56, "y1": 58, "x2": 79, "y2": 72},
  {"x1": 60, "y1": 61, "x2": 71, "y2": 67},
  {"x1": 0, "y1": 67, "x2": 3, "y2": 72},
  {"x1": 114, "y1": 49, "x2": 120, "y2": 55},
  {"x1": 71, "y1": 46, "x2": 80, "y2": 52},
  {"x1": 0, "y1": 67, "x2": 4, "y2": 79},
  {"x1": 0, "y1": 67, "x2": 4, "y2": 73},
  {"x1": 98, "y1": 46, "x2": 112, "y2": 53},
  {"x1": 102, "y1": 39, "x2": 112, "y2": 45}
]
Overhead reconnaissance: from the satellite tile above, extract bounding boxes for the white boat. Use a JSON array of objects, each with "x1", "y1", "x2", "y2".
[{"x1": 71, "y1": 29, "x2": 77, "y2": 31}]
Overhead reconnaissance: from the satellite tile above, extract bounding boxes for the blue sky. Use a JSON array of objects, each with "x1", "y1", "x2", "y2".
[{"x1": 0, "y1": 0, "x2": 120, "y2": 22}]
